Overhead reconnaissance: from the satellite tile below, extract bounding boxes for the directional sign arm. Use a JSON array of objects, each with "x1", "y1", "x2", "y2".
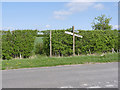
[
  {"x1": 65, "y1": 31, "x2": 83, "y2": 38},
  {"x1": 74, "y1": 34, "x2": 83, "y2": 38},
  {"x1": 65, "y1": 31, "x2": 73, "y2": 35}
]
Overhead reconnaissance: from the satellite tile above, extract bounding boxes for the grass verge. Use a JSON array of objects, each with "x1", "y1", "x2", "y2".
[{"x1": 2, "y1": 53, "x2": 119, "y2": 70}]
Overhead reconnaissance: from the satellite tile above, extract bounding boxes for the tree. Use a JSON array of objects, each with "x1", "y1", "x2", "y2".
[{"x1": 92, "y1": 14, "x2": 112, "y2": 30}]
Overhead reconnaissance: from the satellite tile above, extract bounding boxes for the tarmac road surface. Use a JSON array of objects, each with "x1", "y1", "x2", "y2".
[{"x1": 2, "y1": 62, "x2": 118, "y2": 88}]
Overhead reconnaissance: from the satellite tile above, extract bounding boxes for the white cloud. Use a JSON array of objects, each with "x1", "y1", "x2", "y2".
[
  {"x1": 54, "y1": 10, "x2": 71, "y2": 16},
  {"x1": 54, "y1": 15, "x2": 66, "y2": 20},
  {"x1": 53, "y1": 2, "x2": 94, "y2": 20},
  {"x1": 93, "y1": 3, "x2": 104, "y2": 10},
  {"x1": 53, "y1": 1, "x2": 105, "y2": 20},
  {"x1": 66, "y1": 2, "x2": 94, "y2": 12},
  {"x1": 53, "y1": 10, "x2": 72, "y2": 20},
  {"x1": 53, "y1": 10, "x2": 71, "y2": 20}
]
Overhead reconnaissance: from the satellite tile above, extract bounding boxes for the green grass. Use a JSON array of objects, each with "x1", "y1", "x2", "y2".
[{"x1": 2, "y1": 53, "x2": 119, "y2": 70}]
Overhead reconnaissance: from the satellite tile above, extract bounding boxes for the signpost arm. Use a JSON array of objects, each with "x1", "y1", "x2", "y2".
[
  {"x1": 73, "y1": 26, "x2": 75, "y2": 56},
  {"x1": 50, "y1": 30, "x2": 52, "y2": 57}
]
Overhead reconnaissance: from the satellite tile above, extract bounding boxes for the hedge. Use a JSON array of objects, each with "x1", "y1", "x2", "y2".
[
  {"x1": 2, "y1": 30, "x2": 37, "y2": 60},
  {"x1": 43, "y1": 29, "x2": 119, "y2": 56}
]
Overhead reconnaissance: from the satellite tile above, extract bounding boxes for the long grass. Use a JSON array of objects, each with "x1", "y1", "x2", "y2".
[{"x1": 2, "y1": 53, "x2": 118, "y2": 70}]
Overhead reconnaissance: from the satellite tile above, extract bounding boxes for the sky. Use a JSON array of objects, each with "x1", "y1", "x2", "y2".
[{"x1": 2, "y1": 2, "x2": 118, "y2": 31}]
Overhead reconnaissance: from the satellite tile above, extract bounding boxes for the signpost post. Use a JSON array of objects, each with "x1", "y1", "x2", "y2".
[
  {"x1": 72, "y1": 26, "x2": 75, "y2": 56},
  {"x1": 50, "y1": 30, "x2": 52, "y2": 57},
  {"x1": 65, "y1": 26, "x2": 83, "y2": 56}
]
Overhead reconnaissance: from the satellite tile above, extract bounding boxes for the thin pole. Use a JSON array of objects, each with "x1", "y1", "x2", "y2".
[
  {"x1": 72, "y1": 26, "x2": 75, "y2": 56},
  {"x1": 50, "y1": 30, "x2": 52, "y2": 57}
]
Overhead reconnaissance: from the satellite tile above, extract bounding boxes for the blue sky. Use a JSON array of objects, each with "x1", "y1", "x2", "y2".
[{"x1": 2, "y1": 2, "x2": 118, "y2": 30}]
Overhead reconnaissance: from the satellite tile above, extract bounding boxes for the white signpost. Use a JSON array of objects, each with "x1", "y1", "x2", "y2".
[
  {"x1": 65, "y1": 26, "x2": 83, "y2": 56},
  {"x1": 65, "y1": 31, "x2": 83, "y2": 38}
]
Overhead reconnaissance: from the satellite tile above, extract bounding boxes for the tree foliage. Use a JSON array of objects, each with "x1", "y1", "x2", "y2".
[
  {"x1": 43, "y1": 29, "x2": 118, "y2": 56},
  {"x1": 92, "y1": 14, "x2": 112, "y2": 30},
  {"x1": 2, "y1": 30, "x2": 37, "y2": 60},
  {"x1": 2, "y1": 29, "x2": 118, "y2": 59}
]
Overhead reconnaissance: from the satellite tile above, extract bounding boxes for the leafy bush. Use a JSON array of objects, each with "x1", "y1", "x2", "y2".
[
  {"x1": 2, "y1": 30, "x2": 38, "y2": 60},
  {"x1": 2, "y1": 29, "x2": 118, "y2": 59},
  {"x1": 43, "y1": 29, "x2": 118, "y2": 56},
  {"x1": 34, "y1": 43, "x2": 44, "y2": 55}
]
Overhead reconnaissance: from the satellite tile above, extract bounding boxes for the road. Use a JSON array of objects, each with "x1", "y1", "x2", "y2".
[{"x1": 2, "y1": 62, "x2": 118, "y2": 88}]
